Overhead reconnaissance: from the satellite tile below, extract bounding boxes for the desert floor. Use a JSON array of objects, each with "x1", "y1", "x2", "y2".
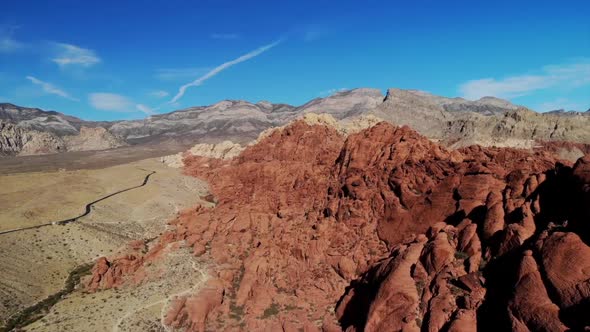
[{"x1": 0, "y1": 156, "x2": 210, "y2": 331}]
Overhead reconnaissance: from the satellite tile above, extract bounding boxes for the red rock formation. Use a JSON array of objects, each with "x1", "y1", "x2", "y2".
[
  {"x1": 536, "y1": 231, "x2": 590, "y2": 328},
  {"x1": 507, "y1": 249, "x2": 567, "y2": 331},
  {"x1": 336, "y1": 224, "x2": 488, "y2": 332},
  {"x1": 87, "y1": 255, "x2": 144, "y2": 290},
  {"x1": 86, "y1": 120, "x2": 590, "y2": 331}
]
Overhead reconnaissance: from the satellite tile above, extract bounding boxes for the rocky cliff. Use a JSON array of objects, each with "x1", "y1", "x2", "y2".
[
  {"x1": 63, "y1": 126, "x2": 127, "y2": 152},
  {"x1": 0, "y1": 104, "x2": 125, "y2": 155},
  {"x1": 0, "y1": 121, "x2": 28, "y2": 155},
  {"x1": 86, "y1": 118, "x2": 590, "y2": 331},
  {"x1": 371, "y1": 89, "x2": 590, "y2": 148},
  {"x1": 0, "y1": 120, "x2": 67, "y2": 156}
]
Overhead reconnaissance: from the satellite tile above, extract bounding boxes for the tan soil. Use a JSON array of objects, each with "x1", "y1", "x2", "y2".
[{"x1": 0, "y1": 158, "x2": 209, "y2": 329}]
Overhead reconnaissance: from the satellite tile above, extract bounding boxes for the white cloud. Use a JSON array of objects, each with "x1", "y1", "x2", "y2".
[
  {"x1": 136, "y1": 104, "x2": 156, "y2": 115},
  {"x1": 89, "y1": 93, "x2": 158, "y2": 116},
  {"x1": 26, "y1": 76, "x2": 78, "y2": 101},
  {"x1": 52, "y1": 43, "x2": 101, "y2": 67},
  {"x1": 459, "y1": 60, "x2": 590, "y2": 100},
  {"x1": 210, "y1": 33, "x2": 239, "y2": 40},
  {"x1": 460, "y1": 76, "x2": 551, "y2": 100},
  {"x1": 155, "y1": 67, "x2": 210, "y2": 81},
  {"x1": 171, "y1": 39, "x2": 282, "y2": 103},
  {"x1": 89, "y1": 93, "x2": 133, "y2": 112},
  {"x1": 149, "y1": 90, "x2": 169, "y2": 98},
  {"x1": 0, "y1": 36, "x2": 25, "y2": 53},
  {"x1": 0, "y1": 25, "x2": 25, "y2": 53}
]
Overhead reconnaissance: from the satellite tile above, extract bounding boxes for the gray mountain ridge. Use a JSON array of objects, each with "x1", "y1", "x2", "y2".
[{"x1": 1, "y1": 88, "x2": 589, "y2": 156}]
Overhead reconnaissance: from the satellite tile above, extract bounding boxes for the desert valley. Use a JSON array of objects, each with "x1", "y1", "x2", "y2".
[
  {"x1": 1, "y1": 1, "x2": 589, "y2": 330},
  {"x1": 1, "y1": 88, "x2": 590, "y2": 331}
]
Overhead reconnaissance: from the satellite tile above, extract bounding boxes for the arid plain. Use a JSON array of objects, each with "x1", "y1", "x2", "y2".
[{"x1": 0, "y1": 153, "x2": 211, "y2": 331}]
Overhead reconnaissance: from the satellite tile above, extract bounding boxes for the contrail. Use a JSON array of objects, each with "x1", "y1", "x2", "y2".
[
  {"x1": 170, "y1": 39, "x2": 282, "y2": 103},
  {"x1": 26, "y1": 75, "x2": 79, "y2": 101}
]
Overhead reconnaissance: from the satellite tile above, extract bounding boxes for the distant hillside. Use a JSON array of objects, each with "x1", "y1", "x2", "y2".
[
  {"x1": 2, "y1": 89, "x2": 589, "y2": 156},
  {"x1": 0, "y1": 103, "x2": 125, "y2": 156}
]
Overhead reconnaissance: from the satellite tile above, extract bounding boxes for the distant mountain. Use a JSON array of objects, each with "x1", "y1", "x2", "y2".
[
  {"x1": 107, "y1": 88, "x2": 383, "y2": 145},
  {"x1": 0, "y1": 103, "x2": 125, "y2": 156},
  {"x1": 545, "y1": 108, "x2": 590, "y2": 116},
  {"x1": 1, "y1": 89, "x2": 589, "y2": 156}
]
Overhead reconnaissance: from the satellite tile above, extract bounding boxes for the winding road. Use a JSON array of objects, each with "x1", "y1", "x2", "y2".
[{"x1": 0, "y1": 170, "x2": 156, "y2": 236}]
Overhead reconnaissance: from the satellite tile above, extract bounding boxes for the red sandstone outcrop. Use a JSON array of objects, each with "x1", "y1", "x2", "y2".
[
  {"x1": 336, "y1": 223, "x2": 488, "y2": 332},
  {"x1": 87, "y1": 255, "x2": 144, "y2": 290},
  {"x1": 507, "y1": 250, "x2": 567, "y2": 331},
  {"x1": 86, "y1": 119, "x2": 590, "y2": 331}
]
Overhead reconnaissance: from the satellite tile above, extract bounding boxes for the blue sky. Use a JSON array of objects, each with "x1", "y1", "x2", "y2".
[{"x1": 0, "y1": 0, "x2": 589, "y2": 120}]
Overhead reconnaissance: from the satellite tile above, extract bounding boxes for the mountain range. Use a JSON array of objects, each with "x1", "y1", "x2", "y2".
[{"x1": 2, "y1": 88, "x2": 590, "y2": 156}]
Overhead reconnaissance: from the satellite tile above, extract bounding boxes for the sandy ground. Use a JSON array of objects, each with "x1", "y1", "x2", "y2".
[
  {"x1": 1, "y1": 162, "x2": 146, "y2": 231},
  {"x1": 24, "y1": 245, "x2": 209, "y2": 332},
  {"x1": 0, "y1": 157, "x2": 211, "y2": 330},
  {"x1": 0, "y1": 140, "x2": 191, "y2": 175},
  {"x1": 0, "y1": 158, "x2": 210, "y2": 232}
]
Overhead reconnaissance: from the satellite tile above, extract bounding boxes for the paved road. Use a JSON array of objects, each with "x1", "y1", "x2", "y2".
[{"x1": 0, "y1": 170, "x2": 156, "y2": 236}]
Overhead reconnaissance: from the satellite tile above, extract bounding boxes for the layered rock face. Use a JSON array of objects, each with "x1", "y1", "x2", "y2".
[
  {"x1": 372, "y1": 89, "x2": 590, "y2": 148},
  {"x1": 0, "y1": 121, "x2": 28, "y2": 155},
  {"x1": 0, "y1": 120, "x2": 126, "y2": 156},
  {"x1": 0, "y1": 103, "x2": 124, "y2": 155},
  {"x1": 161, "y1": 141, "x2": 245, "y2": 168},
  {"x1": 0, "y1": 103, "x2": 81, "y2": 136},
  {"x1": 87, "y1": 119, "x2": 590, "y2": 331},
  {"x1": 19, "y1": 131, "x2": 67, "y2": 156},
  {"x1": 63, "y1": 126, "x2": 128, "y2": 152},
  {"x1": 0, "y1": 120, "x2": 67, "y2": 156}
]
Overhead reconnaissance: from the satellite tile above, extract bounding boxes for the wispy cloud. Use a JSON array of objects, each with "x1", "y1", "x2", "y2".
[
  {"x1": 155, "y1": 67, "x2": 209, "y2": 81},
  {"x1": 0, "y1": 25, "x2": 25, "y2": 53},
  {"x1": 149, "y1": 90, "x2": 169, "y2": 98},
  {"x1": 89, "y1": 93, "x2": 133, "y2": 112},
  {"x1": 170, "y1": 39, "x2": 282, "y2": 103},
  {"x1": 26, "y1": 76, "x2": 78, "y2": 101},
  {"x1": 210, "y1": 33, "x2": 239, "y2": 40},
  {"x1": 136, "y1": 104, "x2": 156, "y2": 115},
  {"x1": 89, "y1": 92, "x2": 158, "y2": 116},
  {"x1": 52, "y1": 43, "x2": 101, "y2": 68},
  {"x1": 459, "y1": 59, "x2": 590, "y2": 100}
]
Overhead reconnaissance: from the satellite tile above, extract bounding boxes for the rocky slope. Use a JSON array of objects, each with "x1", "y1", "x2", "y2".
[
  {"x1": 0, "y1": 121, "x2": 31, "y2": 155},
  {"x1": 85, "y1": 118, "x2": 590, "y2": 331},
  {"x1": 63, "y1": 126, "x2": 128, "y2": 152},
  {"x1": 0, "y1": 120, "x2": 67, "y2": 156},
  {"x1": 0, "y1": 104, "x2": 125, "y2": 155},
  {"x1": 108, "y1": 87, "x2": 590, "y2": 153},
  {"x1": 371, "y1": 89, "x2": 590, "y2": 148},
  {"x1": 107, "y1": 89, "x2": 383, "y2": 145},
  {"x1": 161, "y1": 140, "x2": 245, "y2": 168}
]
